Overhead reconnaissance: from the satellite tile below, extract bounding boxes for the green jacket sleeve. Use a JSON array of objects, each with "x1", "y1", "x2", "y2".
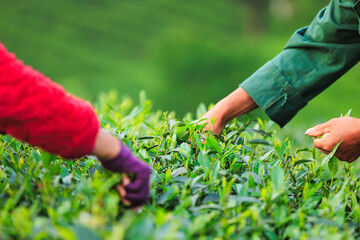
[{"x1": 240, "y1": 0, "x2": 360, "y2": 127}]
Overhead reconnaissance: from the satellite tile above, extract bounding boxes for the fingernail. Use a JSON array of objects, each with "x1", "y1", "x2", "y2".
[{"x1": 305, "y1": 128, "x2": 313, "y2": 135}]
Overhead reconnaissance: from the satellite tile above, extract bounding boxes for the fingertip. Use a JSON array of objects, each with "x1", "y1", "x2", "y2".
[
  {"x1": 305, "y1": 128, "x2": 313, "y2": 135},
  {"x1": 122, "y1": 175, "x2": 131, "y2": 185},
  {"x1": 116, "y1": 185, "x2": 126, "y2": 197},
  {"x1": 313, "y1": 137, "x2": 323, "y2": 148},
  {"x1": 122, "y1": 199, "x2": 131, "y2": 205},
  {"x1": 117, "y1": 185, "x2": 131, "y2": 205}
]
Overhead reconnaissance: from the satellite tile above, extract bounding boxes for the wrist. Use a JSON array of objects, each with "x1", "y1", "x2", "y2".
[
  {"x1": 100, "y1": 142, "x2": 150, "y2": 175},
  {"x1": 214, "y1": 87, "x2": 258, "y2": 126},
  {"x1": 92, "y1": 129, "x2": 121, "y2": 161}
]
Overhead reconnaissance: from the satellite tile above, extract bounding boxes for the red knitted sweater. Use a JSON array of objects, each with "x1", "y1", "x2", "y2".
[{"x1": 0, "y1": 43, "x2": 100, "y2": 159}]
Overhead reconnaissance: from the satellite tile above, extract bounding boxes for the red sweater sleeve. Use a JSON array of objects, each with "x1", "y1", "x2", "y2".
[{"x1": 0, "y1": 43, "x2": 100, "y2": 159}]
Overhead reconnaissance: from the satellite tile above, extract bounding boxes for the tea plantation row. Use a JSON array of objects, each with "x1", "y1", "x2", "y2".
[{"x1": 1, "y1": 92, "x2": 359, "y2": 239}]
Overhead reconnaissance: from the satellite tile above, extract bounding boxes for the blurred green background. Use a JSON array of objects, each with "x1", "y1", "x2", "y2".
[{"x1": 1, "y1": 0, "x2": 360, "y2": 141}]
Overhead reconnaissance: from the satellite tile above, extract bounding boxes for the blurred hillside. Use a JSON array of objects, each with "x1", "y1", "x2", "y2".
[{"x1": 1, "y1": 0, "x2": 360, "y2": 136}]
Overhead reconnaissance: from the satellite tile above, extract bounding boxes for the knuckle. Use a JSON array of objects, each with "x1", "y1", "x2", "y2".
[
  {"x1": 314, "y1": 139, "x2": 326, "y2": 149},
  {"x1": 313, "y1": 140, "x2": 322, "y2": 149},
  {"x1": 322, "y1": 145, "x2": 332, "y2": 152}
]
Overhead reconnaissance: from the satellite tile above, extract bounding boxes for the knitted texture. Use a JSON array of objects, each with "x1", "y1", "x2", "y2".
[{"x1": 0, "y1": 43, "x2": 99, "y2": 158}]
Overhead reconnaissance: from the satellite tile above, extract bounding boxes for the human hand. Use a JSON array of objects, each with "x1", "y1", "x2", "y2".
[
  {"x1": 305, "y1": 117, "x2": 360, "y2": 162},
  {"x1": 200, "y1": 87, "x2": 258, "y2": 136},
  {"x1": 100, "y1": 142, "x2": 151, "y2": 207},
  {"x1": 117, "y1": 175, "x2": 143, "y2": 212},
  {"x1": 201, "y1": 110, "x2": 225, "y2": 137}
]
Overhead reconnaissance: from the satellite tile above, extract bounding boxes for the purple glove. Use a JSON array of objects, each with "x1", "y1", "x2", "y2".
[{"x1": 100, "y1": 142, "x2": 151, "y2": 207}]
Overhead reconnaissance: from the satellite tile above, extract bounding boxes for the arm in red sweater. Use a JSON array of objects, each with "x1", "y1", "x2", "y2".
[
  {"x1": 0, "y1": 43, "x2": 151, "y2": 206},
  {"x1": 0, "y1": 43, "x2": 99, "y2": 159}
]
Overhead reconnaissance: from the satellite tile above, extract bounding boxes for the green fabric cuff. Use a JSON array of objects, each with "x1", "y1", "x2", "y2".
[
  {"x1": 353, "y1": 0, "x2": 360, "y2": 33},
  {"x1": 240, "y1": 61, "x2": 307, "y2": 127}
]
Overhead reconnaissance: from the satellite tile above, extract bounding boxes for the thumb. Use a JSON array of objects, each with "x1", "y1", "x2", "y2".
[{"x1": 305, "y1": 123, "x2": 330, "y2": 137}]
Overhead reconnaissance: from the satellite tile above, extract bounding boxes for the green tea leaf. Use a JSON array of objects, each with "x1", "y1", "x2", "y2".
[
  {"x1": 74, "y1": 225, "x2": 100, "y2": 240},
  {"x1": 294, "y1": 159, "x2": 315, "y2": 166},
  {"x1": 179, "y1": 142, "x2": 192, "y2": 156},
  {"x1": 202, "y1": 193, "x2": 220, "y2": 204},
  {"x1": 304, "y1": 182, "x2": 323, "y2": 200},
  {"x1": 248, "y1": 139, "x2": 272, "y2": 146},
  {"x1": 198, "y1": 151, "x2": 211, "y2": 173},
  {"x1": 322, "y1": 142, "x2": 341, "y2": 165},
  {"x1": 328, "y1": 156, "x2": 338, "y2": 178},
  {"x1": 171, "y1": 167, "x2": 187, "y2": 177},
  {"x1": 206, "y1": 137, "x2": 222, "y2": 154},
  {"x1": 271, "y1": 166, "x2": 285, "y2": 192}
]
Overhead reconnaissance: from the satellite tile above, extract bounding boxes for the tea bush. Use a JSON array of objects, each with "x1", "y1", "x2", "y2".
[{"x1": 1, "y1": 91, "x2": 360, "y2": 239}]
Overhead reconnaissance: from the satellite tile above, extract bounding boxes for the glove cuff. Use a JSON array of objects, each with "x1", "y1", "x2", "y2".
[{"x1": 100, "y1": 142, "x2": 132, "y2": 172}]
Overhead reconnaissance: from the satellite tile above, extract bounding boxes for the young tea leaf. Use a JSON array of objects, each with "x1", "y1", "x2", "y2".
[
  {"x1": 198, "y1": 151, "x2": 211, "y2": 173},
  {"x1": 322, "y1": 142, "x2": 341, "y2": 165},
  {"x1": 206, "y1": 137, "x2": 222, "y2": 154},
  {"x1": 328, "y1": 156, "x2": 338, "y2": 178},
  {"x1": 294, "y1": 159, "x2": 315, "y2": 166},
  {"x1": 271, "y1": 166, "x2": 285, "y2": 192}
]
